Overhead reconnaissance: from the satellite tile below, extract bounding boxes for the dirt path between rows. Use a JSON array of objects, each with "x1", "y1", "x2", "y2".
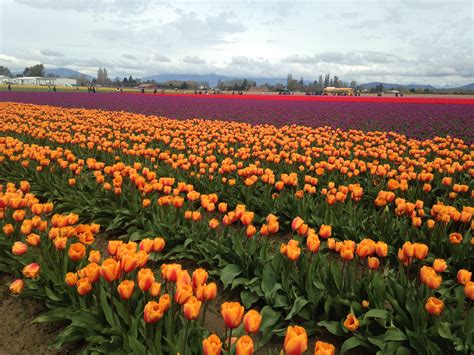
[{"x1": 0, "y1": 275, "x2": 80, "y2": 355}]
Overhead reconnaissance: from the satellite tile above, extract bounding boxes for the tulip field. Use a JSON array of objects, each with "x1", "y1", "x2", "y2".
[{"x1": 0, "y1": 97, "x2": 473, "y2": 354}]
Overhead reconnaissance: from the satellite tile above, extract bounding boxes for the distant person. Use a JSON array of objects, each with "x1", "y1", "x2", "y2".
[
  {"x1": 7, "y1": 84, "x2": 11, "y2": 91},
  {"x1": 92, "y1": 87, "x2": 96, "y2": 93},
  {"x1": 120, "y1": 88, "x2": 123, "y2": 93},
  {"x1": 154, "y1": 88, "x2": 157, "y2": 94},
  {"x1": 76, "y1": 86, "x2": 79, "y2": 92},
  {"x1": 141, "y1": 88, "x2": 145, "y2": 94},
  {"x1": 116, "y1": 87, "x2": 120, "y2": 92},
  {"x1": 48, "y1": 85, "x2": 51, "y2": 92},
  {"x1": 53, "y1": 86, "x2": 56, "y2": 92}
]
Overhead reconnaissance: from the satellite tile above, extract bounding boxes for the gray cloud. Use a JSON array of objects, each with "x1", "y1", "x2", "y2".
[
  {"x1": 154, "y1": 54, "x2": 170, "y2": 62},
  {"x1": 122, "y1": 53, "x2": 137, "y2": 60},
  {"x1": 182, "y1": 56, "x2": 206, "y2": 64},
  {"x1": 40, "y1": 49, "x2": 64, "y2": 57}
]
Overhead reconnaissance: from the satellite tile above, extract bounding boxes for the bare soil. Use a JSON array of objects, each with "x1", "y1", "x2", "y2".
[{"x1": 0, "y1": 275, "x2": 80, "y2": 355}]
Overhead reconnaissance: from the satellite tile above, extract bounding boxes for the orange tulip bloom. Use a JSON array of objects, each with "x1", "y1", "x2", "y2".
[
  {"x1": 12, "y1": 241, "x2": 28, "y2": 256},
  {"x1": 343, "y1": 314, "x2": 360, "y2": 332},
  {"x1": 65, "y1": 272, "x2": 78, "y2": 286},
  {"x1": 183, "y1": 296, "x2": 202, "y2": 320},
  {"x1": 76, "y1": 277, "x2": 92, "y2": 295},
  {"x1": 367, "y1": 257, "x2": 379, "y2": 270},
  {"x1": 118, "y1": 280, "x2": 135, "y2": 300},
  {"x1": 150, "y1": 282, "x2": 162, "y2": 297},
  {"x1": 425, "y1": 297, "x2": 444, "y2": 315},
  {"x1": 68, "y1": 242, "x2": 86, "y2": 262},
  {"x1": 22, "y1": 263, "x2": 40, "y2": 278},
  {"x1": 243, "y1": 310, "x2": 262, "y2": 334},
  {"x1": 144, "y1": 301, "x2": 164, "y2": 323},
  {"x1": 283, "y1": 325, "x2": 308, "y2": 355},
  {"x1": 221, "y1": 302, "x2": 245, "y2": 329},
  {"x1": 318, "y1": 224, "x2": 332, "y2": 239},
  {"x1": 457, "y1": 269, "x2": 472, "y2": 285},
  {"x1": 449, "y1": 232, "x2": 463, "y2": 244},
  {"x1": 100, "y1": 258, "x2": 122, "y2": 282},
  {"x1": 192, "y1": 268, "x2": 208, "y2": 288},
  {"x1": 153, "y1": 237, "x2": 165, "y2": 252},
  {"x1": 121, "y1": 253, "x2": 140, "y2": 273},
  {"x1": 175, "y1": 284, "x2": 193, "y2": 305},
  {"x1": 205, "y1": 282, "x2": 218, "y2": 301},
  {"x1": 314, "y1": 341, "x2": 335, "y2": 355},
  {"x1": 235, "y1": 335, "x2": 254, "y2": 355},
  {"x1": 137, "y1": 268, "x2": 155, "y2": 292},
  {"x1": 107, "y1": 240, "x2": 122, "y2": 256},
  {"x1": 413, "y1": 243, "x2": 429, "y2": 260},
  {"x1": 306, "y1": 234, "x2": 321, "y2": 253},
  {"x1": 139, "y1": 238, "x2": 154, "y2": 253},
  {"x1": 159, "y1": 294, "x2": 171, "y2": 312},
  {"x1": 291, "y1": 216, "x2": 304, "y2": 231},
  {"x1": 202, "y1": 334, "x2": 222, "y2": 355},
  {"x1": 464, "y1": 281, "x2": 474, "y2": 300},
  {"x1": 88, "y1": 250, "x2": 101, "y2": 264},
  {"x1": 84, "y1": 262, "x2": 101, "y2": 282},
  {"x1": 3, "y1": 223, "x2": 14, "y2": 235},
  {"x1": 432, "y1": 259, "x2": 447, "y2": 273},
  {"x1": 9, "y1": 279, "x2": 25, "y2": 295}
]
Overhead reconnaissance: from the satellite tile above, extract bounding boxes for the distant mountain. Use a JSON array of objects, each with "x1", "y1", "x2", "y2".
[
  {"x1": 142, "y1": 73, "x2": 289, "y2": 87},
  {"x1": 361, "y1": 82, "x2": 436, "y2": 90},
  {"x1": 45, "y1": 68, "x2": 94, "y2": 80},
  {"x1": 454, "y1": 82, "x2": 474, "y2": 91}
]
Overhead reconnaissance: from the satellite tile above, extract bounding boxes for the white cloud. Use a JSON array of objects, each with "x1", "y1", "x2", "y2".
[{"x1": 0, "y1": 0, "x2": 472, "y2": 86}]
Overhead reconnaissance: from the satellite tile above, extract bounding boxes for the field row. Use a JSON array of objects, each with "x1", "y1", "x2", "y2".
[{"x1": 0, "y1": 102, "x2": 473, "y2": 354}]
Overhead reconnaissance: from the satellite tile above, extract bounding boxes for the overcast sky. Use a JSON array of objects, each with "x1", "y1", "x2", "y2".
[{"x1": 0, "y1": 0, "x2": 473, "y2": 86}]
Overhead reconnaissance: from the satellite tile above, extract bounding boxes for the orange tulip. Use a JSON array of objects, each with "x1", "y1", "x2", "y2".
[
  {"x1": 314, "y1": 341, "x2": 335, "y2": 355},
  {"x1": 137, "y1": 268, "x2": 155, "y2": 292},
  {"x1": 202, "y1": 334, "x2": 222, "y2": 355},
  {"x1": 425, "y1": 297, "x2": 444, "y2": 315},
  {"x1": 457, "y1": 269, "x2": 472, "y2": 285},
  {"x1": 343, "y1": 314, "x2": 360, "y2": 332},
  {"x1": 3, "y1": 223, "x2": 14, "y2": 235},
  {"x1": 291, "y1": 216, "x2": 304, "y2": 231},
  {"x1": 54, "y1": 236, "x2": 67, "y2": 250},
  {"x1": 12, "y1": 241, "x2": 28, "y2": 256},
  {"x1": 413, "y1": 243, "x2": 429, "y2": 260},
  {"x1": 144, "y1": 301, "x2": 164, "y2": 323},
  {"x1": 318, "y1": 224, "x2": 332, "y2": 239},
  {"x1": 88, "y1": 250, "x2": 101, "y2": 263},
  {"x1": 243, "y1": 310, "x2": 262, "y2": 334},
  {"x1": 192, "y1": 268, "x2": 208, "y2": 288},
  {"x1": 9, "y1": 279, "x2": 25, "y2": 294},
  {"x1": 235, "y1": 335, "x2": 254, "y2": 355},
  {"x1": 449, "y1": 233, "x2": 462, "y2": 244},
  {"x1": 433, "y1": 259, "x2": 447, "y2": 273},
  {"x1": 283, "y1": 325, "x2": 308, "y2": 355},
  {"x1": 150, "y1": 282, "x2": 162, "y2": 297},
  {"x1": 306, "y1": 234, "x2": 320, "y2": 253},
  {"x1": 209, "y1": 218, "x2": 220, "y2": 229},
  {"x1": 367, "y1": 257, "x2": 379, "y2": 270},
  {"x1": 205, "y1": 282, "x2": 218, "y2": 301},
  {"x1": 221, "y1": 302, "x2": 245, "y2": 329},
  {"x1": 464, "y1": 281, "x2": 474, "y2": 300},
  {"x1": 183, "y1": 296, "x2": 202, "y2": 320},
  {"x1": 76, "y1": 277, "x2": 92, "y2": 295},
  {"x1": 121, "y1": 253, "x2": 140, "y2": 273},
  {"x1": 84, "y1": 262, "x2": 101, "y2": 282},
  {"x1": 159, "y1": 294, "x2": 171, "y2": 312},
  {"x1": 22, "y1": 263, "x2": 40, "y2": 278},
  {"x1": 107, "y1": 240, "x2": 122, "y2": 256},
  {"x1": 65, "y1": 272, "x2": 78, "y2": 286},
  {"x1": 118, "y1": 280, "x2": 135, "y2": 300},
  {"x1": 68, "y1": 242, "x2": 86, "y2": 262},
  {"x1": 175, "y1": 284, "x2": 193, "y2": 305},
  {"x1": 100, "y1": 258, "x2": 122, "y2": 282},
  {"x1": 153, "y1": 237, "x2": 165, "y2": 252},
  {"x1": 139, "y1": 238, "x2": 154, "y2": 253}
]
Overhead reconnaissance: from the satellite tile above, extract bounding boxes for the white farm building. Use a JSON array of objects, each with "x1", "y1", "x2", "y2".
[{"x1": 10, "y1": 77, "x2": 77, "y2": 86}]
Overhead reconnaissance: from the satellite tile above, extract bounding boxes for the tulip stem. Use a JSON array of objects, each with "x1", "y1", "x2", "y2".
[
  {"x1": 183, "y1": 321, "x2": 190, "y2": 355},
  {"x1": 228, "y1": 328, "x2": 233, "y2": 354}
]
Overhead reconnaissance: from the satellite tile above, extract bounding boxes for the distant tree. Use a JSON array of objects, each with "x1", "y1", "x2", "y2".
[
  {"x1": 350, "y1": 81, "x2": 357, "y2": 90},
  {"x1": 323, "y1": 74, "x2": 330, "y2": 88},
  {"x1": 333, "y1": 76, "x2": 340, "y2": 88},
  {"x1": 317, "y1": 74, "x2": 323, "y2": 90},
  {"x1": 103, "y1": 68, "x2": 109, "y2": 84},
  {"x1": 242, "y1": 78, "x2": 248, "y2": 90},
  {"x1": 97, "y1": 68, "x2": 104, "y2": 84},
  {"x1": 287, "y1": 74, "x2": 293, "y2": 89},
  {"x1": 180, "y1": 81, "x2": 189, "y2": 90},
  {"x1": 299, "y1": 77, "x2": 304, "y2": 85},
  {"x1": 23, "y1": 64, "x2": 45, "y2": 77},
  {"x1": 0, "y1": 65, "x2": 12, "y2": 77}
]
